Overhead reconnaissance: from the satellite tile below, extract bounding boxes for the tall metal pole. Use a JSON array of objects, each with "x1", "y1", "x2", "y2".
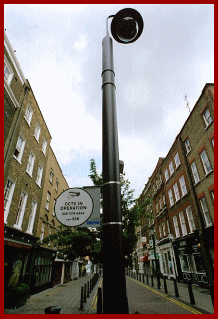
[{"x1": 102, "y1": 31, "x2": 129, "y2": 314}]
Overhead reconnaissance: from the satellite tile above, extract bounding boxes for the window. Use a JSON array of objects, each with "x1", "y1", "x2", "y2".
[
  {"x1": 167, "y1": 220, "x2": 170, "y2": 233},
  {"x1": 203, "y1": 109, "x2": 213, "y2": 127},
  {"x1": 40, "y1": 222, "x2": 46, "y2": 241},
  {"x1": 34, "y1": 122, "x2": 41, "y2": 142},
  {"x1": 162, "y1": 194, "x2": 166, "y2": 205},
  {"x1": 45, "y1": 191, "x2": 51, "y2": 210},
  {"x1": 179, "y1": 211, "x2": 187, "y2": 235},
  {"x1": 4, "y1": 179, "x2": 15, "y2": 223},
  {"x1": 200, "y1": 149, "x2": 212, "y2": 175},
  {"x1": 159, "y1": 197, "x2": 163, "y2": 210},
  {"x1": 179, "y1": 255, "x2": 191, "y2": 272},
  {"x1": 211, "y1": 138, "x2": 214, "y2": 147},
  {"x1": 42, "y1": 138, "x2": 47, "y2": 155},
  {"x1": 211, "y1": 190, "x2": 214, "y2": 202},
  {"x1": 14, "y1": 135, "x2": 25, "y2": 163},
  {"x1": 4, "y1": 55, "x2": 13, "y2": 85},
  {"x1": 159, "y1": 225, "x2": 162, "y2": 238},
  {"x1": 26, "y1": 152, "x2": 35, "y2": 177},
  {"x1": 27, "y1": 201, "x2": 37, "y2": 234},
  {"x1": 162, "y1": 222, "x2": 166, "y2": 236},
  {"x1": 24, "y1": 103, "x2": 33, "y2": 125},
  {"x1": 169, "y1": 161, "x2": 174, "y2": 176},
  {"x1": 168, "y1": 188, "x2": 174, "y2": 207},
  {"x1": 173, "y1": 215, "x2": 180, "y2": 238},
  {"x1": 173, "y1": 182, "x2": 180, "y2": 202},
  {"x1": 199, "y1": 197, "x2": 213, "y2": 227},
  {"x1": 52, "y1": 199, "x2": 56, "y2": 216},
  {"x1": 186, "y1": 206, "x2": 196, "y2": 233},
  {"x1": 49, "y1": 169, "x2": 54, "y2": 184},
  {"x1": 14, "y1": 192, "x2": 28, "y2": 229},
  {"x1": 36, "y1": 165, "x2": 43, "y2": 187},
  {"x1": 184, "y1": 138, "x2": 191, "y2": 154},
  {"x1": 174, "y1": 152, "x2": 181, "y2": 168},
  {"x1": 156, "y1": 202, "x2": 159, "y2": 214},
  {"x1": 190, "y1": 161, "x2": 200, "y2": 184},
  {"x1": 164, "y1": 169, "x2": 169, "y2": 182},
  {"x1": 55, "y1": 179, "x2": 59, "y2": 192},
  {"x1": 179, "y1": 175, "x2": 187, "y2": 196}
]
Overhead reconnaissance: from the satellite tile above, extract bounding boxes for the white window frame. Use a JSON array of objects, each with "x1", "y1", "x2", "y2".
[
  {"x1": 173, "y1": 182, "x2": 180, "y2": 202},
  {"x1": 52, "y1": 199, "x2": 56, "y2": 216},
  {"x1": 164, "y1": 169, "x2": 169, "y2": 182},
  {"x1": 169, "y1": 161, "x2": 174, "y2": 176},
  {"x1": 49, "y1": 169, "x2": 54, "y2": 184},
  {"x1": 203, "y1": 109, "x2": 213, "y2": 127},
  {"x1": 179, "y1": 211, "x2": 187, "y2": 236},
  {"x1": 162, "y1": 222, "x2": 166, "y2": 236},
  {"x1": 26, "y1": 201, "x2": 37, "y2": 234},
  {"x1": 36, "y1": 165, "x2": 43, "y2": 187},
  {"x1": 186, "y1": 206, "x2": 196, "y2": 233},
  {"x1": 14, "y1": 191, "x2": 28, "y2": 230},
  {"x1": 179, "y1": 175, "x2": 187, "y2": 197},
  {"x1": 159, "y1": 225, "x2": 162, "y2": 238},
  {"x1": 185, "y1": 138, "x2": 191, "y2": 154},
  {"x1": 34, "y1": 122, "x2": 41, "y2": 142},
  {"x1": 199, "y1": 197, "x2": 213, "y2": 227},
  {"x1": 190, "y1": 161, "x2": 200, "y2": 184},
  {"x1": 45, "y1": 191, "x2": 51, "y2": 210},
  {"x1": 168, "y1": 188, "x2": 174, "y2": 207},
  {"x1": 42, "y1": 138, "x2": 47, "y2": 155},
  {"x1": 200, "y1": 149, "x2": 213, "y2": 175},
  {"x1": 55, "y1": 179, "x2": 59, "y2": 192},
  {"x1": 40, "y1": 221, "x2": 46, "y2": 241},
  {"x1": 167, "y1": 220, "x2": 170, "y2": 233},
  {"x1": 4, "y1": 178, "x2": 16, "y2": 223},
  {"x1": 14, "y1": 135, "x2": 26, "y2": 163},
  {"x1": 156, "y1": 202, "x2": 159, "y2": 214},
  {"x1": 173, "y1": 215, "x2": 180, "y2": 238},
  {"x1": 24, "y1": 103, "x2": 33, "y2": 126},
  {"x1": 174, "y1": 152, "x2": 181, "y2": 169},
  {"x1": 162, "y1": 193, "x2": 166, "y2": 205},
  {"x1": 26, "y1": 152, "x2": 35, "y2": 177},
  {"x1": 4, "y1": 55, "x2": 14, "y2": 85},
  {"x1": 159, "y1": 197, "x2": 163, "y2": 210}
]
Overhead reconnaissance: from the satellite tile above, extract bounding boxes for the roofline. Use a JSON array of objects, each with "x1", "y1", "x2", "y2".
[{"x1": 4, "y1": 31, "x2": 26, "y2": 85}]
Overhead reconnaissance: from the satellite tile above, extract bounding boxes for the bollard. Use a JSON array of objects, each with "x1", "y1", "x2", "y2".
[
  {"x1": 157, "y1": 275, "x2": 161, "y2": 290},
  {"x1": 80, "y1": 287, "x2": 84, "y2": 310},
  {"x1": 187, "y1": 281, "x2": 195, "y2": 305},
  {"x1": 44, "y1": 306, "x2": 61, "y2": 314},
  {"x1": 84, "y1": 284, "x2": 87, "y2": 304},
  {"x1": 147, "y1": 274, "x2": 149, "y2": 285},
  {"x1": 151, "y1": 275, "x2": 154, "y2": 287},
  {"x1": 142, "y1": 274, "x2": 145, "y2": 283},
  {"x1": 163, "y1": 276, "x2": 168, "y2": 294},
  {"x1": 87, "y1": 281, "x2": 90, "y2": 298},
  {"x1": 173, "y1": 278, "x2": 179, "y2": 297},
  {"x1": 97, "y1": 287, "x2": 103, "y2": 314}
]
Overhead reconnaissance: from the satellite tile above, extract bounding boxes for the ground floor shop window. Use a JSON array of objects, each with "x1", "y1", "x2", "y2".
[
  {"x1": 34, "y1": 256, "x2": 53, "y2": 287},
  {"x1": 179, "y1": 254, "x2": 191, "y2": 273}
]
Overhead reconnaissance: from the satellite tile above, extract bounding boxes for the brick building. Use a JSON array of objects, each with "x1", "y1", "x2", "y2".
[
  {"x1": 4, "y1": 31, "x2": 70, "y2": 297},
  {"x1": 136, "y1": 83, "x2": 214, "y2": 287}
]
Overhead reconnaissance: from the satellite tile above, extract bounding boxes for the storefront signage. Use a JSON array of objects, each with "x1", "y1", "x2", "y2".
[{"x1": 55, "y1": 187, "x2": 100, "y2": 227}]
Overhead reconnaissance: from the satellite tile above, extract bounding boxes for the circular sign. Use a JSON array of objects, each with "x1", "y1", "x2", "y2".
[{"x1": 54, "y1": 188, "x2": 94, "y2": 227}]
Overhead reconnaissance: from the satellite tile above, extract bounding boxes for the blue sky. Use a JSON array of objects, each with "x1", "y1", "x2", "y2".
[{"x1": 4, "y1": 4, "x2": 214, "y2": 199}]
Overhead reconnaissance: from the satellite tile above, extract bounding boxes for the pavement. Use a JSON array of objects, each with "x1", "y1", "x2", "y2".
[{"x1": 4, "y1": 274, "x2": 214, "y2": 314}]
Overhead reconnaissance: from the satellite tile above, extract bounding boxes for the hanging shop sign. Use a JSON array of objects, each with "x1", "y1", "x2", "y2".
[{"x1": 55, "y1": 187, "x2": 100, "y2": 227}]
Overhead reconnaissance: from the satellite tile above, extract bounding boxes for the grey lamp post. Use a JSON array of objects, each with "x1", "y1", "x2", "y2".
[{"x1": 102, "y1": 8, "x2": 143, "y2": 314}]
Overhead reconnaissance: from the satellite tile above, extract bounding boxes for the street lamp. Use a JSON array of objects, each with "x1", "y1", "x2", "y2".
[
  {"x1": 102, "y1": 8, "x2": 144, "y2": 314},
  {"x1": 150, "y1": 225, "x2": 161, "y2": 289}
]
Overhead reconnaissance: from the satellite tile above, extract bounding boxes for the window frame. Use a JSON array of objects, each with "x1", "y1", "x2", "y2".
[
  {"x1": 179, "y1": 211, "x2": 187, "y2": 236},
  {"x1": 14, "y1": 191, "x2": 28, "y2": 230},
  {"x1": 42, "y1": 138, "x2": 47, "y2": 155},
  {"x1": 26, "y1": 201, "x2": 37, "y2": 234},
  {"x1": 174, "y1": 152, "x2": 181, "y2": 169},
  {"x1": 173, "y1": 182, "x2": 180, "y2": 202},
  {"x1": 36, "y1": 165, "x2": 43, "y2": 187},
  {"x1": 186, "y1": 206, "x2": 196, "y2": 233},
  {"x1": 184, "y1": 138, "x2": 191, "y2": 154},
  {"x1": 24, "y1": 103, "x2": 33, "y2": 126},
  {"x1": 14, "y1": 135, "x2": 26, "y2": 163},
  {"x1": 168, "y1": 188, "x2": 174, "y2": 207},
  {"x1": 164, "y1": 169, "x2": 169, "y2": 182},
  {"x1": 200, "y1": 149, "x2": 213, "y2": 175},
  {"x1": 190, "y1": 161, "x2": 200, "y2": 184},
  {"x1": 26, "y1": 151, "x2": 35, "y2": 177},
  {"x1": 4, "y1": 178, "x2": 16, "y2": 223},
  {"x1": 45, "y1": 191, "x2": 51, "y2": 211},
  {"x1": 4, "y1": 55, "x2": 13, "y2": 85},
  {"x1": 203, "y1": 109, "x2": 213, "y2": 128},
  {"x1": 179, "y1": 175, "x2": 187, "y2": 197},
  {"x1": 173, "y1": 215, "x2": 180, "y2": 238},
  {"x1": 199, "y1": 197, "x2": 213, "y2": 227},
  {"x1": 34, "y1": 122, "x2": 41, "y2": 142}
]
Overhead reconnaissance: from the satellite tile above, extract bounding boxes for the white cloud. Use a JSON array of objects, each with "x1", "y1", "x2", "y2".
[{"x1": 74, "y1": 34, "x2": 86, "y2": 51}]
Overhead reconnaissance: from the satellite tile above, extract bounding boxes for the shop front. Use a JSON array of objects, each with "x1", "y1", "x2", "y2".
[
  {"x1": 158, "y1": 241, "x2": 176, "y2": 279},
  {"x1": 173, "y1": 236, "x2": 208, "y2": 286}
]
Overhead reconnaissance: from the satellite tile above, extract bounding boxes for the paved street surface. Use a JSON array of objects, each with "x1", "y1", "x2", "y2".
[{"x1": 4, "y1": 274, "x2": 214, "y2": 314}]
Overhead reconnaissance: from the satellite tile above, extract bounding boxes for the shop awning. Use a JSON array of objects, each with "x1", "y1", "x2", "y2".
[{"x1": 139, "y1": 255, "x2": 148, "y2": 262}]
